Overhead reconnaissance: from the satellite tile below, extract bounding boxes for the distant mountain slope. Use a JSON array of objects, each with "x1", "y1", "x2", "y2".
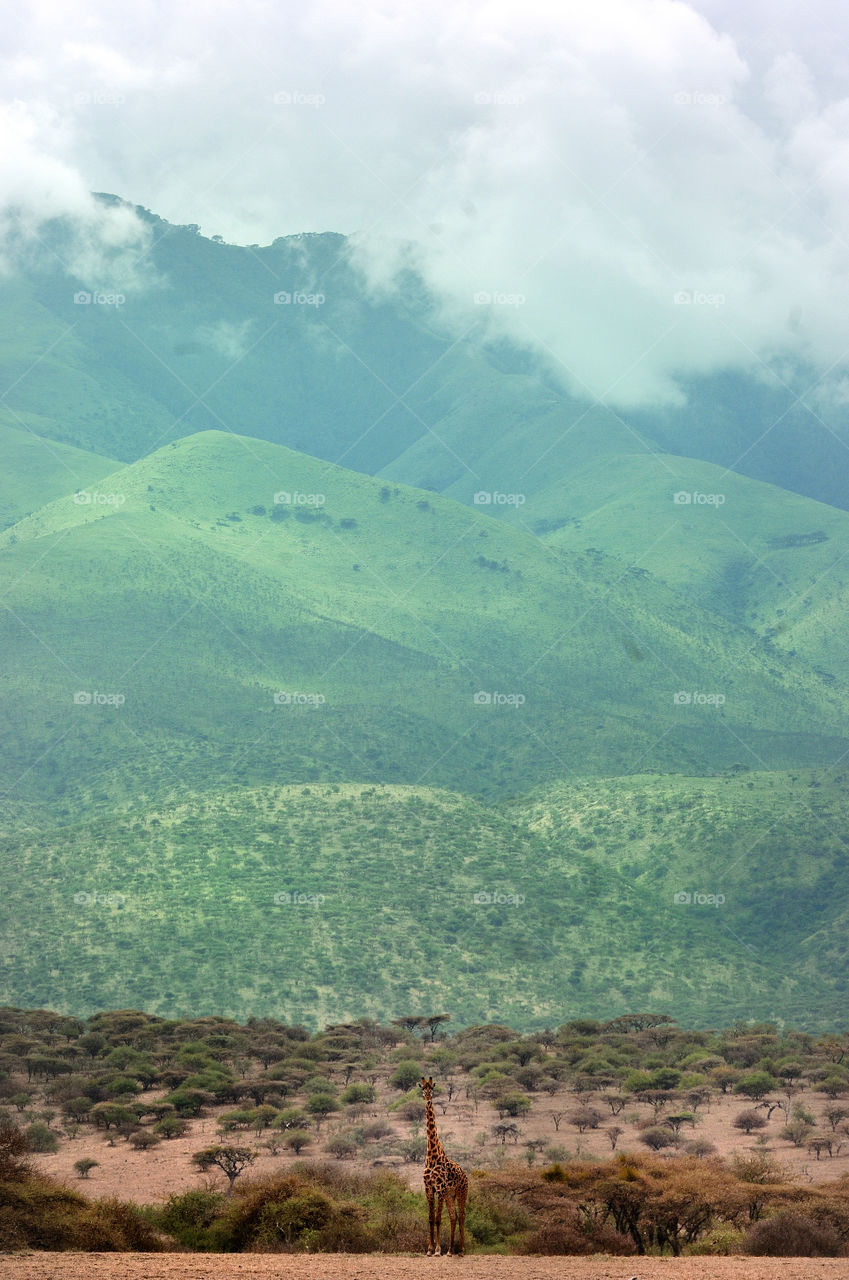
[
  {"x1": 4, "y1": 196, "x2": 848, "y2": 511},
  {"x1": 1, "y1": 772, "x2": 845, "y2": 1030},
  {"x1": 1, "y1": 430, "x2": 847, "y2": 816},
  {"x1": 518, "y1": 769, "x2": 849, "y2": 1007},
  {"x1": 469, "y1": 451, "x2": 849, "y2": 675}
]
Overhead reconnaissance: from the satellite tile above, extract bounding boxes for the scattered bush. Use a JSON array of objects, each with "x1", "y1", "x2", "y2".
[
  {"x1": 733, "y1": 1108, "x2": 767, "y2": 1134},
  {"x1": 743, "y1": 1212, "x2": 845, "y2": 1257},
  {"x1": 388, "y1": 1061, "x2": 421, "y2": 1092},
  {"x1": 0, "y1": 1121, "x2": 31, "y2": 1181},
  {"x1": 24, "y1": 1121, "x2": 59, "y2": 1153}
]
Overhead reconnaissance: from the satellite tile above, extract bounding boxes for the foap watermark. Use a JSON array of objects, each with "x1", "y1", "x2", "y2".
[
  {"x1": 273, "y1": 90, "x2": 326, "y2": 107},
  {"x1": 73, "y1": 290, "x2": 125, "y2": 307},
  {"x1": 473, "y1": 90, "x2": 525, "y2": 106},
  {"x1": 273, "y1": 290, "x2": 325, "y2": 307},
  {"x1": 473, "y1": 490, "x2": 525, "y2": 506},
  {"x1": 673, "y1": 490, "x2": 725, "y2": 506},
  {"x1": 73, "y1": 891, "x2": 126, "y2": 907},
  {"x1": 473, "y1": 691, "x2": 526, "y2": 707},
  {"x1": 74, "y1": 691, "x2": 125, "y2": 706},
  {"x1": 473, "y1": 290, "x2": 525, "y2": 306},
  {"x1": 673, "y1": 289, "x2": 725, "y2": 308},
  {"x1": 274, "y1": 890, "x2": 326, "y2": 906},
  {"x1": 473, "y1": 890, "x2": 526, "y2": 906},
  {"x1": 673, "y1": 691, "x2": 726, "y2": 706},
  {"x1": 273, "y1": 691, "x2": 326, "y2": 706},
  {"x1": 74, "y1": 490, "x2": 126, "y2": 506},
  {"x1": 673, "y1": 91, "x2": 727, "y2": 107},
  {"x1": 74, "y1": 90, "x2": 126, "y2": 107},
  {"x1": 674, "y1": 890, "x2": 726, "y2": 907},
  {"x1": 273, "y1": 491, "x2": 325, "y2": 506}
]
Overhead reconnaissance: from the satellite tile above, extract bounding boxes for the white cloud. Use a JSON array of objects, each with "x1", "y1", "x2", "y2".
[
  {"x1": 0, "y1": 99, "x2": 151, "y2": 286},
  {"x1": 2, "y1": 0, "x2": 849, "y2": 406}
]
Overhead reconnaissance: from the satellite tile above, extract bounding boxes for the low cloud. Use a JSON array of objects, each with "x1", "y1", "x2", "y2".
[
  {"x1": 0, "y1": 100, "x2": 151, "y2": 289},
  {"x1": 3, "y1": 0, "x2": 849, "y2": 406}
]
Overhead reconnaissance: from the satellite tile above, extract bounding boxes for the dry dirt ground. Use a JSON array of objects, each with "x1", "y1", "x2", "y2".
[
  {"x1": 32, "y1": 1085, "x2": 849, "y2": 1204},
  {"x1": 4, "y1": 1254, "x2": 849, "y2": 1280}
]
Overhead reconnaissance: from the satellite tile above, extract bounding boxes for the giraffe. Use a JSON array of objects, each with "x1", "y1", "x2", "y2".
[{"x1": 419, "y1": 1075, "x2": 468, "y2": 1256}]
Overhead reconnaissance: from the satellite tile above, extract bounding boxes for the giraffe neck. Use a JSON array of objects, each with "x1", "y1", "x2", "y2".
[{"x1": 424, "y1": 1094, "x2": 444, "y2": 1163}]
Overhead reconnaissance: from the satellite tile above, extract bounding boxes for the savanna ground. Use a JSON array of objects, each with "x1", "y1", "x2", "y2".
[
  {"x1": 4, "y1": 1254, "x2": 849, "y2": 1279},
  {"x1": 31, "y1": 1083, "x2": 849, "y2": 1203}
]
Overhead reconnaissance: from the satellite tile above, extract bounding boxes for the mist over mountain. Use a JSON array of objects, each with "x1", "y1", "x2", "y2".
[{"x1": 6, "y1": 198, "x2": 849, "y2": 512}]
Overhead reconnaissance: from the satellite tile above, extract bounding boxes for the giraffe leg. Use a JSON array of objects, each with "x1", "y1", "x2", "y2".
[
  {"x1": 426, "y1": 1190, "x2": 436, "y2": 1256},
  {"x1": 434, "y1": 1195, "x2": 444, "y2": 1255},
  {"x1": 456, "y1": 1184, "x2": 467, "y2": 1256},
  {"x1": 444, "y1": 1193, "x2": 457, "y2": 1255}
]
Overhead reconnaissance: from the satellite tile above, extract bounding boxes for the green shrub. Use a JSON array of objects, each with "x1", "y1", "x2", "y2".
[
  {"x1": 152, "y1": 1188, "x2": 227, "y2": 1251},
  {"x1": 388, "y1": 1061, "x2": 421, "y2": 1092},
  {"x1": 25, "y1": 1121, "x2": 59, "y2": 1153}
]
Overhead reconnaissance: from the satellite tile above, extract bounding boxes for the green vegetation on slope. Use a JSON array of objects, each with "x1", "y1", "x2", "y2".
[
  {"x1": 1, "y1": 430, "x2": 847, "y2": 817},
  {"x1": 1, "y1": 772, "x2": 848, "y2": 1029}
]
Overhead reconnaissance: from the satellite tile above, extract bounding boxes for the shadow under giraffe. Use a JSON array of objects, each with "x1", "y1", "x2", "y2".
[{"x1": 419, "y1": 1075, "x2": 469, "y2": 1256}]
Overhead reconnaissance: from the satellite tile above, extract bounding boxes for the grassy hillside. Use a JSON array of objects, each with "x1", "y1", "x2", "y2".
[
  {"x1": 1, "y1": 431, "x2": 847, "y2": 814},
  {"x1": 1, "y1": 772, "x2": 847, "y2": 1029},
  {"x1": 0, "y1": 420, "x2": 118, "y2": 530},
  {"x1": 497, "y1": 452, "x2": 849, "y2": 674}
]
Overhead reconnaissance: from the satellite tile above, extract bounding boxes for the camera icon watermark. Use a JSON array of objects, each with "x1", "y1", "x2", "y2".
[
  {"x1": 273, "y1": 90, "x2": 326, "y2": 107},
  {"x1": 673, "y1": 691, "x2": 726, "y2": 706},
  {"x1": 273, "y1": 890, "x2": 327, "y2": 905},
  {"x1": 473, "y1": 90, "x2": 525, "y2": 106},
  {"x1": 673, "y1": 491, "x2": 725, "y2": 506},
  {"x1": 273, "y1": 691, "x2": 326, "y2": 706},
  {"x1": 473, "y1": 491, "x2": 525, "y2": 506},
  {"x1": 673, "y1": 91, "x2": 726, "y2": 107},
  {"x1": 74, "y1": 90, "x2": 126, "y2": 107},
  {"x1": 273, "y1": 491, "x2": 325, "y2": 506},
  {"x1": 74, "y1": 490, "x2": 126, "y2": 506},
  {"x1": 273, "y1": 290, "x2": 325, "y2": 306},
  {"x1": 73, "y1": 891, "x2": 126, "y2": 906},
  {"x1": 673, "y1": 289, "x2": 725, "y2": 307},
  {"x1": 473, "y1": 290, "x2": 525, "y2": 306},
  {"x1": 473, "y1": 890, "x2": 526, "y2": 905},
  {"x1": 74, "y1": 691, "x2": 126, "y2": 706},
  {"x1": 674, "y1": 890, "x2": 726, "y2": 907},
  {"x1": 473, "y1": 691, "x2": 526, "y2": 706},
  {"x1": 73, "y1": 290, "x2": 125, "y2": 307}
]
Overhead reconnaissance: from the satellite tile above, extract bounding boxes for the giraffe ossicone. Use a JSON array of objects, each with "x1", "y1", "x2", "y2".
[{"x1": 419, "y1": 1075, "x2": 468, "y2": 1256}]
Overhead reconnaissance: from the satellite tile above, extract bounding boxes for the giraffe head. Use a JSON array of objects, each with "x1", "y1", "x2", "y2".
[{"x1": 419, "y1": 1075, "x2": 435, "y2": 1102}]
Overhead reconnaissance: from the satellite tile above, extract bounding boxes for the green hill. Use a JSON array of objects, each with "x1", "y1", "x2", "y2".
[
  {"x1": 1, "y1": 771, "x2": 846, "y2": 1030},
  {"x1": 1, "y1": 430, "x2": 847, "y2": 815},
  {"x1": 463, "y1": 450, "x2": 849, "y2": 674},
  {"x1": 0, "y1": 420, "x2": 119, "y2": 530}
]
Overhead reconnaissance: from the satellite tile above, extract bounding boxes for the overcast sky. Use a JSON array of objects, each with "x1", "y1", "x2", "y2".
[{"x1": 4, "y1": 0, "x2": 849, "y2": 407}]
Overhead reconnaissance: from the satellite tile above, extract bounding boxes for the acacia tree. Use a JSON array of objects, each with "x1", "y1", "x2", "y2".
[
  {"x1": 192, "y1": 1144, "x2": 255, "y2": 1193},
  {"x1": 733, "y1": 1073, "x2": 776, "y2": 1101},
  {"x1": 306, "y1": 1093, "x2": 339, "y2": 1133},
  {"x1": 423, "y1": 1015, "x2": 451, "y2": 1042},
  {"x1": 493, "y1": 1122, "x2": 520, "y2": 1145}
]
